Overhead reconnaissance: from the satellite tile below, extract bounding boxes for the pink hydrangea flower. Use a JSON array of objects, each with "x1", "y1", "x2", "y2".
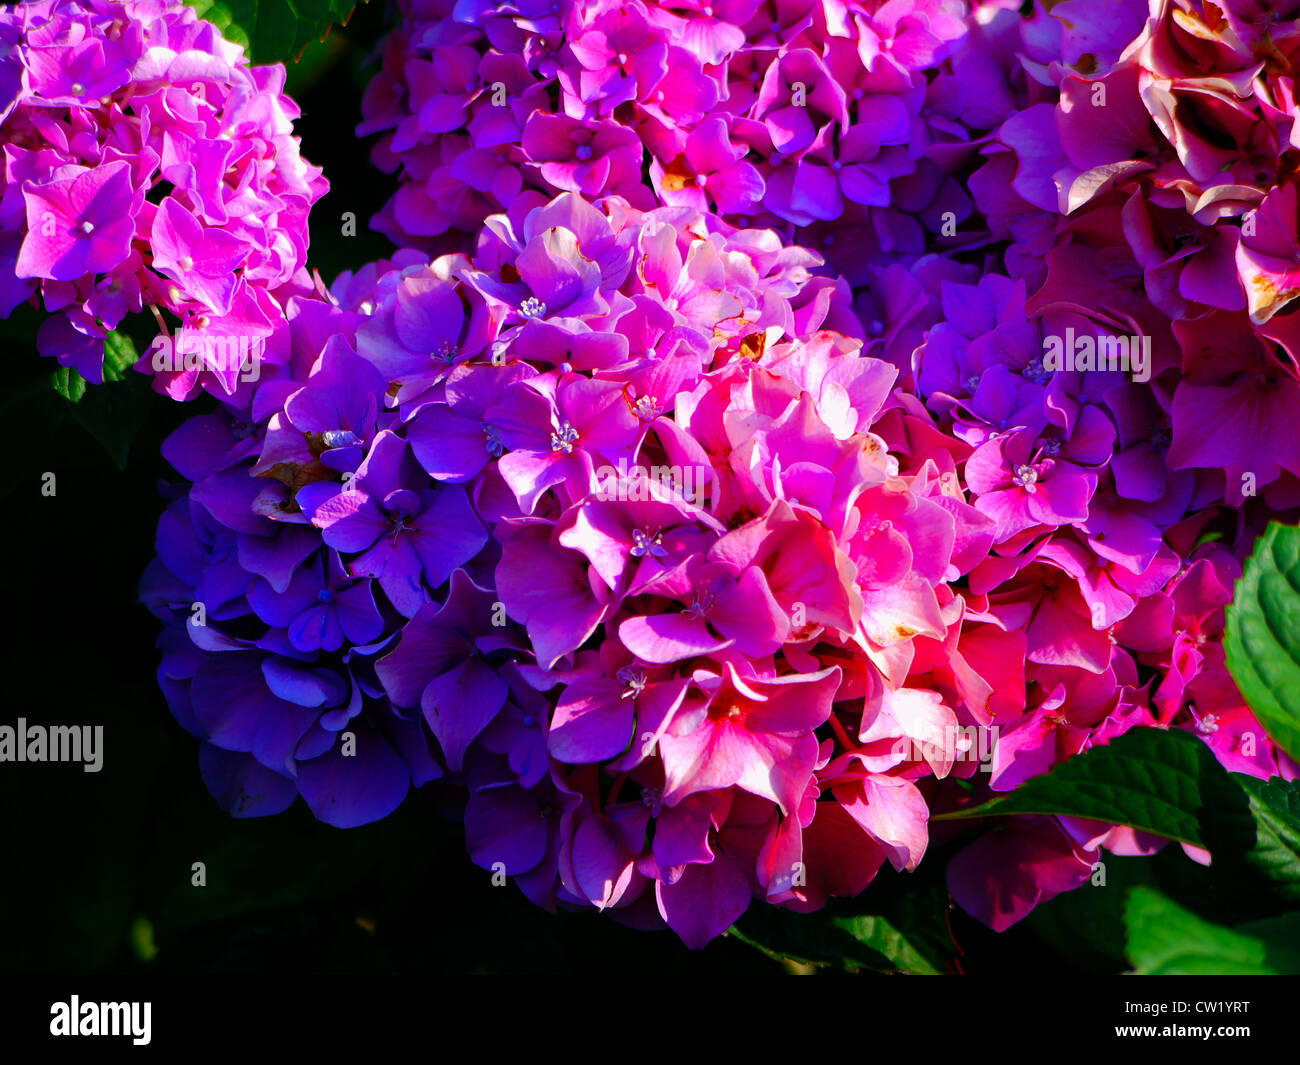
[{"x1": 1, "y1": 0, "x2": 328, "y2": 392}]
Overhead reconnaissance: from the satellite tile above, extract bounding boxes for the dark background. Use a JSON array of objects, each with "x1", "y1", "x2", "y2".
[{"x1": 0, "y1": 2, "x2": 1186, "y2": 976}]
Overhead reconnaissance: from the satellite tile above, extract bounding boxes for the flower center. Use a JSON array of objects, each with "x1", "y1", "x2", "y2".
[
  {"x1": 630, "y1": 528, "x2": 667, "y2": 559},
  {"x1": 550, "y1": 421, "x2": 579, "y2": 454},
  {"x1": 482, "y1": 421, "x2": 504, "y2": 457},
  {"x1": 80, "y1": 220, "x2": 95, "y2": 234},
  {"x1": 519, "y1": 296, "x2": 546, "y2": 319},
  {"x1": 1022, "y1": 357, "x2": 1051, "y2": 385},
  {"x1": 320, "y1": 429, "x2": 359, "y2": 449},
  {"x1": 633, "y1": 394, "x2": 661, "y2": 420},
  {"x1": 686, "y1": 593, "x2": 714, "y2": 619},
  {"x1": 617, "y1": 666, "x2": 647, "y2": 700},
  {"x1": 1013, "y1": 464, "x2": 1039, "y2": 493}
]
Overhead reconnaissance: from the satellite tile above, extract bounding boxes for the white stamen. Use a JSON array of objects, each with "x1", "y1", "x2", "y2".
[
  {"x1": 550, "y1": 421, "x2": 578, "y2": 454},
  {"x1": 1013, "y1": 464, "x2": 1039, "y2": 493}
]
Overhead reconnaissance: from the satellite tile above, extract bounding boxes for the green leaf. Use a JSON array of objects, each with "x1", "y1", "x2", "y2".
[
  {"x1": 731, "y1": 905, "x2": 943, "y2": 974},
  {"x1": 184, "y1": 0, "x2": 251, "y2": 50},
  {"x1": 932, "y1": 727, "x2": 1251, "y2": 848},
  {"x1": 283, "y1": 31, "x2": 349, "y2": 97},
  {"x1": 729, "y1": 864, "x2": 954, "y2": 974},
  {"x1": 102, "y1": 329, "x2": 139, "y2": 382},
  {"x1": 185, "y1": 0, "x2": 360, "y2": 64},
  {"x1": 1235, "y1": 775, "x2": 1300, "y2": 903},
  {"x1": 1225, "y1": 522, "x2": 1300, "y2": 764},
  {"x1": 831, "y1": 913, "x2": 945, "y2": 974},
  {"x1": 1124, "y1": 886, "x2": 1300, "y2": 974},
  {"x1": 49, "y1": 365, "x2": 87, "y2": 403}
]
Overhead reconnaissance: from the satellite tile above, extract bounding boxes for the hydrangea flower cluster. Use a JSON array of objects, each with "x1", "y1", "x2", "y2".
[
  {"x1": 142, "y1": 192, "x2": 1025, "y2": 944},
  {"x1": 358, "y1": 0, "x2": 991, "y2": 255},
  {"x1": 124, "y1": 0, "x2": 1300, "y2": 947},
  {"x1": 0, "y1": 0, "x2": 327, "y2": 395}
]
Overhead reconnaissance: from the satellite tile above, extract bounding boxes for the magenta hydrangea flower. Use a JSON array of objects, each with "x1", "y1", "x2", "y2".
[
  {"x1": 0, "y1": 0, "x2": 328, "y2": 393},
  {"x1": 16, "y1": 161, "x2": 141, "y2": 281}
]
